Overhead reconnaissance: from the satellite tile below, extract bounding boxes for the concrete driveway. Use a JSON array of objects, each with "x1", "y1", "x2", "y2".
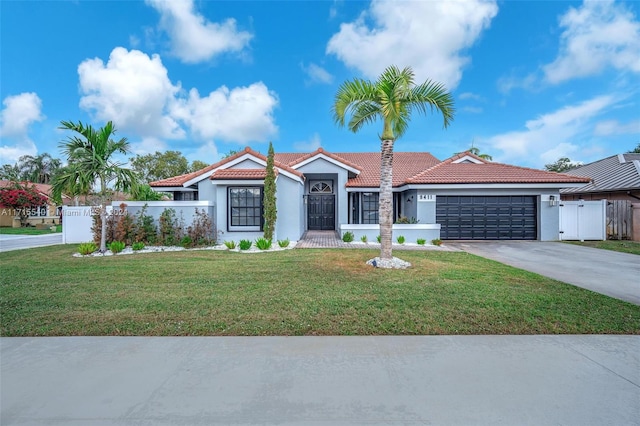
[
  {"x1": 0, "y1": 233, "x2": 63, "y2": 252},
  {"x1": 1, "y1": 336, "x2": 639, "y2": 425},
  {"x1": 450, "y1": 241, "x2": 640, "y2": 305}
]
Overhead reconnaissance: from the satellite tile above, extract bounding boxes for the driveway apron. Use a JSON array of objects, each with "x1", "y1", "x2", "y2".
[{"x1": 450, "y1": 241, "x2": 640, "y2": 305}]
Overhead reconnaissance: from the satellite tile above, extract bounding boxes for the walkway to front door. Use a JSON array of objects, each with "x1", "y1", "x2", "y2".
[{"x1": 296, "y1": 231, "x2": 350, "y2": 248}]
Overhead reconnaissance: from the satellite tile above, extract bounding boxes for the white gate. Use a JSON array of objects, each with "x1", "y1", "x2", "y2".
[{"x1": 559, "y1": 200, "x2": 606, "y2": 241}]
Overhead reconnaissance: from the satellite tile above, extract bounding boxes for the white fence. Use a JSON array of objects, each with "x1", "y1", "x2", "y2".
[
  {"x1": 559, "y1": 200, "x2": 606, "y2": 241},
  {"x1": 61, "y1": 202, "x2": 215, "y2": 244}
]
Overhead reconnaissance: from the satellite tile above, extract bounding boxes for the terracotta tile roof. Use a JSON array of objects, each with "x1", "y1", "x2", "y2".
[
  {"x1": 406, "y1": 153, "x2": 591, "y2": 184},
  {"x1": 150, "y1": 147, "x2": 590, "y2": 189},
  {"x1": 210, "y1": 169, "x2": 277, "y2": 180},
  {"x1": 150, "y1": 147, "x2": 302, "y2": 187},
  {"x1": 280, "y1": 148, "x2": 363, "y2": 172}
]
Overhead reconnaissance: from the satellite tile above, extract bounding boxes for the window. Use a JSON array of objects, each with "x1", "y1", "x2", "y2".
[
  {"x1": 229, "y1": 187, "x2": 262, "y2": 228},
  {"x1": 310, "y1": 180, "x2": 333, "y2": 193},
  {"x1": 361, "y1": 192, "x2": 379, "y2": 224},
  {"x1": 174, "y1": 191, "x2": 198, "y2": 201}
]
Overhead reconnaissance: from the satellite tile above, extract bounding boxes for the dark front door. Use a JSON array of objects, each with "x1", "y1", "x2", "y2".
[{"x1": 308, "y1": 194, "x2": 335, "y2": 230}]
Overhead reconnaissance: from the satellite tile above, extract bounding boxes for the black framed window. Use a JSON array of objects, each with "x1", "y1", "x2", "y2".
[
  {"x1": 229, "y1": 187, "x2": 263, "y2": 228},
  {"x1": 361, "y1": 192, "x2": 379, "y2": 224}
]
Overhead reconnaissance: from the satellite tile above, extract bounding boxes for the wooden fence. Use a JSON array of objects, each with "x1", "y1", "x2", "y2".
[{"x1": 607, "y1": 200, "x2": 633, "y2": 240}]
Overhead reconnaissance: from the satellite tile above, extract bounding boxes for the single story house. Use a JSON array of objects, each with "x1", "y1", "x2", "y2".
[
  {"x1": 149, "y1": 147, "x2": 590, "y2": 242},
  {"x1": 560, "y1": 153, "x2": 640, "y2": 202},
  {"x1": 0, "y1": 181, "x2": 67, "y2": 227}
]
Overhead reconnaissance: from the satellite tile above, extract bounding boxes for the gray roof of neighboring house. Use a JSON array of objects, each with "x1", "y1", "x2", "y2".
[{"x1": 560, "y1": 153, "x2": 640, "y2": 194}]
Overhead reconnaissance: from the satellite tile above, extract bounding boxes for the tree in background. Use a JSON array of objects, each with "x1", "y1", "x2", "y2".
[
  {"x1": 53, "y1": 120, "x2": 139, "y2": 252},
  {"x1": 333, "y1": 65, "x2": 454, "y2": 266},
  {"x1": 0, "y1": 182, "x2": 48, "y2": 227},
  {"x1": 468, "y1": 146, "x2": 493, "y2": 161},
  {"x1": 0, "y1": 153, "x2": 62, "y2": 184},
  {"x1": 131, "y1": 151, "x2": 189, "y2": 182},
  {"x1": 18, "y1": 153, "x2": 62, "y2": 184},
  {"x1": 628, "y1": 143, "x2": 640, "y2": 154},
  {"x1": 129, "y1": 184, "x2": 163, "y2": 201},
  {"x1": 190, "y1": 160, "x2": 209, "y2": 172},
  {"x1": 263, "y1": 142, "x2": 277, "y2": 241},
  {"x1": 544, "y1": 157, "x2": 581, "y2": 173},
  {"x1": 221, "y1": 149, "x2": 239, "y2": 159}
]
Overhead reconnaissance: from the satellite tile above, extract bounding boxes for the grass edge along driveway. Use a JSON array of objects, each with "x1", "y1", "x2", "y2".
[{"x1": 1, "y1": 245, "x2": 638, "y2": 336}]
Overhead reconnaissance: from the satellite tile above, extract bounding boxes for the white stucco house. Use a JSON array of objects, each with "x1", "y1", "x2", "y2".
[{"x1": 149, "y1": 147, "x2": 590, "y2": 242}]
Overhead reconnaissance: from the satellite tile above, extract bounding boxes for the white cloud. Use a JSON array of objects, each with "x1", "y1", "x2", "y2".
[
  {"x1": 0, "y1": 92, "x2": 44, "y2": 164},
  {"x1": 78, "y1": 47, "x2": 184, "y2": 140},
  {"x1": 77, "y1": 47, "x2": 279, "y2": 154},
  {"x1": 146, "y1": 0, "x2": 252, "y2": 64},
  {"x1": 459, "y1": 92, "x2": 482, "y2": 101},
  {"x1": 130, "y1": 137, "x2": 169, "y2": 156},
  {"x1": 301, "y1": 62, "x2": 334, "y2": 85},
  {"x1": 293, "y1": 133, "x2": 322, "y2": 152},
  {"x1": 543, "y1": 0, "x2": 640, "y2": 84},
  {"x1": 171, "y1": 82, "x2": 278, "y2": 143},
  {"x1": 593, "y1": 118, "x2": 640, "y2": 136},
  {"x1": 326, "y1": 0, "x2": 498, "y2": 89},
  {"x1": 486, "y1": 95, "x2": 617, "y2": 166},
  {"x1": 462, "y1": 106, "x2": 483, "y2": 114},
  {"x1": 190, "y1": 140, "x2": 220, "y2": 165}
]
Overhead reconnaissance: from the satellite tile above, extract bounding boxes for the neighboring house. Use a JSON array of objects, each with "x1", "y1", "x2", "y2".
[
  {"x1": 149, "y1": 147, "x2": 589, "y2": 242},
  {"x1": 560, "y1": 154, "x2": 640, "y2": 202},
  {"x1": 0, "y1": 181, "x2": 69, "y2": 227}
]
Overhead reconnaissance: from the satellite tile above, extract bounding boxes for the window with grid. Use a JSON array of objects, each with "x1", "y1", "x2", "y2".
[
  {"x1": 361, "y1": 192, "x2": 379, "y2": 224},
  {"x1": 229, "y1": 187, "x2": 262, "y2": 227}
]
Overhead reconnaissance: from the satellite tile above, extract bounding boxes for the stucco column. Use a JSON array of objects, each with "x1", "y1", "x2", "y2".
[{"x1": 632, "y1": 203, "x2": 640, "y2": 242}]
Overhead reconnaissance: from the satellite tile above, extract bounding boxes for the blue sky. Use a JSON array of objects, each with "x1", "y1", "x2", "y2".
[{"x1": 1, "y1": 0, "x2": 638, "y2": 169}]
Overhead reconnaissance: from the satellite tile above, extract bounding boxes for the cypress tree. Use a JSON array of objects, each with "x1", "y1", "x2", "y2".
[{"x1": 263, "y1": 142, "x2": 277, "y2": 240}]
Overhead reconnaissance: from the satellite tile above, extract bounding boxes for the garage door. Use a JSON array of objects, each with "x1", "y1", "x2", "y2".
[{"x1": 436, "y1": 196, "x2": 537, "y2": 240}]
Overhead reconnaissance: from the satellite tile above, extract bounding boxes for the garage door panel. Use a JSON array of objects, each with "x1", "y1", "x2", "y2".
[{"x1": 437, "y1": 196, "x2": 537, "y2": 240}]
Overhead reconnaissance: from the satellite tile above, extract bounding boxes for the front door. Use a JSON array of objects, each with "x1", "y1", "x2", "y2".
[{"x1": 308, "y1": 194, "x2": 335, "y2": 230}]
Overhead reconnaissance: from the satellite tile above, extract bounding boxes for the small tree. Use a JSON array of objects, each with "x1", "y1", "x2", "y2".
[
  {"x1": 544, "y1": 157, "x2": 581, "y2": 173},
  {"x1": 263, "y1": 142, "x2": 277, "y2": 241},
  {"x1": 0, "y1": 182, "x2": 48, "y2": 227}
]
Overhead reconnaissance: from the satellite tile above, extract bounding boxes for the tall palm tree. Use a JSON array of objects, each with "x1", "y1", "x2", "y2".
[
  {"x1": 333, "y1": 65, "x2": 454, "y2": 266},
  {"x1": 52, "y1": 120, "x2": 139, "y2": 252}
]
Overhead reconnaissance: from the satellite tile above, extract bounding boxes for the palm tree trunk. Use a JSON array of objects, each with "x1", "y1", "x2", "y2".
[
  {"x1": 99, "y1": 175, "x2": 107, "y2": 253},
  {"x1": 379, "y1": 138, "x2": 394, "y2": 261}
]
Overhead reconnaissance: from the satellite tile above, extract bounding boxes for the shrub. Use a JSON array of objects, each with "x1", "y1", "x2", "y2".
[
  {"x1": 224, "y1": 240, "x2": 237, "y2": 249},
  {"x1": 180, "y1": 235, "x2": 193, "y2": 248},
  {"x1": 396, "y1": 235, "x2": 406, "y2": 244},
  {"x1": 342, "y1": 231, "x2": 354, "y2": 242},
  {"x1": 134, "y1": 205, "x2": 157, "y2": 244},
  {"x1": 114, "y1": 207, "x2": 136, "y2": 245},
  {"x1": 395, "y1": 215, "x2": 419, "y2": 224},
  {"x1": 278, "y1": 238, "x2": 290, "y2": 248},
  {"x1": 109, "y1": 241, "x2": 126, "y2": 254},
  {"x1": 158, "y1": 208, "x2": 180, "y2": 246},
  {"x1": 360, "y1": 235, "x2": 368, "y2": 243},
  {"x1": 132, "y1": 242, "x2": 145, "y2": 251},
  {"x1": 255, "y1": 237, "x2": 272, "y2": 250},
  {"x1": 78, "y1": 242, "x2": 97, "y2": 255},
  {"x1": 188, "y1": 208, "x2": 215, "y2": 246},
  {"x1": 417, "y1": 238, "x2": 426, "y2": 245},
  {"x1": 239, "y1": 239, "x2": 252, "y2": 250},
  {"x1": 431, "y1": 239, "x2": 443, "y2": 246},
  {"x1": 376, "y1": 235, "x2": 381, "y2": 243}
]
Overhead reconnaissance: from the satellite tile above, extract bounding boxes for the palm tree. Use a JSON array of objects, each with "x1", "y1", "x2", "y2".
[
  {"x1": 18, "y1": 153, "x2": 62, "y2": 184},
  {"x1": 332, "y1": 65, "x2": 454, "y2": 266},
  {"x1": 52, "y1": 120, "x2": 139, "y2": 252}
]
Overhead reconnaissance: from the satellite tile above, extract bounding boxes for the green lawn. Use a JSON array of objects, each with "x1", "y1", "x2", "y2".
[
  {"x1": 0, "y1": 225, "x2": 62, "y2": 235},
  {"x1": 1, "y1": 246, "x2": 638, "y2": 336},
  {"x1": 566, "y1": 240, "x2": 640, "y2": 256}
]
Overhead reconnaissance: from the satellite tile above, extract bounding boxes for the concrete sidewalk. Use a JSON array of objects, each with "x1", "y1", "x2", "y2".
[{"x1": 2, "y1": 336, "x2": 638, "y2": 425}]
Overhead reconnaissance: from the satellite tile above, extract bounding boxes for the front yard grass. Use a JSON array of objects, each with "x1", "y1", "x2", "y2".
[
  {"x1": 0, "y1": 225, "x2": 61, "y2": 235},
  {"x1": 1, "y1": 246, "x2": 638, "y2": 336},
  {"x1": 566, "y1": 240, "x2": 640, "y2": 256}
]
